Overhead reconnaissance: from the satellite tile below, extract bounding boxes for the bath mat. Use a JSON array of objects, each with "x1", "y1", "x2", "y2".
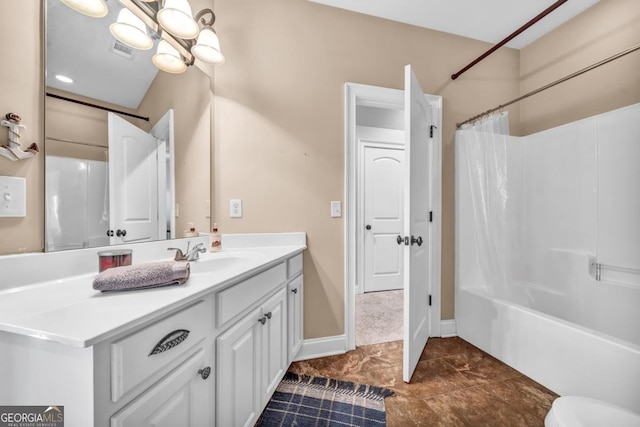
[{"x1": 256, "y1": 372, "x2": 394, "y2": 427}]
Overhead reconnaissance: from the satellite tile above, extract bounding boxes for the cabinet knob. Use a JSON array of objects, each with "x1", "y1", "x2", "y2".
[
  {"x1": 198, "y1": 366, "x2": 211, "y2": 380},
  {"x1": 291, "y1": 288, "x2": 298, "y2": 294},
  {"x1": 365, "y1": 224, "x2": 371, "y2": 230},
  {"x1": 265, "y1": 311, "x2": 272, "y2": 320},
  {"x1": 258, "y1": 316, "x2": 267, "y2": 325}
]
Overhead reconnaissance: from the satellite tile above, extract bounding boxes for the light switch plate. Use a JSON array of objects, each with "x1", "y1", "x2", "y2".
[
  {"x1": 0, "y1": 176, "x2": 26, "y2": 217},
  {"x1": 331, "y1": 201, "x2": 342, "y2": 218}
]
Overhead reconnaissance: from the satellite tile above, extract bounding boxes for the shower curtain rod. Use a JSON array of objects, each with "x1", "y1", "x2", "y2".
[
  {"x1": 47, "y1": 136, "x2": 108, "y2": 149},
  {"x1": 45, "y1": 93, "x2": 149, "y2": 122},
  {"x1": 457, "y1": 43, "x2": 640, "y2": 128},
  {"x1": 451, "y1": 0, "x2": 568, "y2": 80}
]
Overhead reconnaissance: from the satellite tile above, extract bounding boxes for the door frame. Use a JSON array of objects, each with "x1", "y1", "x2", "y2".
[{"x1": 344, "y1": 82, "x2": 442, "y2": 351}]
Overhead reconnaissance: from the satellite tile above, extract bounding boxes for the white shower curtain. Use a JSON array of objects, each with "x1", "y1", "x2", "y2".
[
  {"x1": 461, "y1": 111, "x2": 510, "y2": 134},
  {"x1": 456, "y1": 112, "x2": 514, "y2": 296}
]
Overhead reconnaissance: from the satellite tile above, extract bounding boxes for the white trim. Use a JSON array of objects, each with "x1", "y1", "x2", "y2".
[
  {"x1": 440, "y1": 320, "x2": 457, "y2": 338},
  {"x1": 344, "y1": 82, "x2": 443, "y2": 351},
  {"x1": 345, "y1": 83, "x2": 405, "y2": 351},
  {"x1": 293, "y1": 335, "x2": 347, "y2": 361},
  {"x1": 428, "y1": 95, "x2": 443, "y2": 337}
]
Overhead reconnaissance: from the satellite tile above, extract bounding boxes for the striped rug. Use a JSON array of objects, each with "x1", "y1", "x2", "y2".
[{"x1": 256, "y1": 372, "x2": 394, "y2": 427}]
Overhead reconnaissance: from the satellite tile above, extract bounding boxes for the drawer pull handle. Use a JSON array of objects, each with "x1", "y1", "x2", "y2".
[
  {"x1": 198, "y1": 366, "x2": 211, "y2": 380},
  {"x1": 265, "y1": 311, "x2": 272, "y2": 320},
  {"x1": 148, "y1": 329, "x2": 190, "y2": 356},
  {"x1": 291, "y1": 288, "x2": 298, "y2": 294},
  {"x1": 258, "y1": 316, "x2": 267, "y2": 325}
]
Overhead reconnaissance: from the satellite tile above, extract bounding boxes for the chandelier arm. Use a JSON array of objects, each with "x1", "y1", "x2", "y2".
[{"x1": 194, "y1": 8, "x2": 215, "y2": 26}]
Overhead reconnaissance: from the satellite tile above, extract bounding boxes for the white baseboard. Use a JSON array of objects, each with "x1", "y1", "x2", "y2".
[
  {"x1": 294, "y1": 322, "x2": 456, "y2": 362},
  {"x1": 440, "y1": 319, "x2": 457, "y2": 338},
  {"x1": 294, "y1": 335, "x2": 347, "y2": 361}
]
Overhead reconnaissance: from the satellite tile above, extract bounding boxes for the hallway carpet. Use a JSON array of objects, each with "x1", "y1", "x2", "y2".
[
  {"x1": 356, "y1": 290, "x2": 403, "y2": 346},
  {"x1": 289, "y1": 337, "x2": 558, "y2": 426}
]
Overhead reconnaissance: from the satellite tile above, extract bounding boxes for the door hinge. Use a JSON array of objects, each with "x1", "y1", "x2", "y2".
[
  {"x1": 429, "y1": 211, "x2": 433, "y2": 222},
  {"x1": 430, "y1": 125, "x2": 437, "y2": 138},
  {"x1": 428, "y1": 295, "x2": 432, "y2": 306}
]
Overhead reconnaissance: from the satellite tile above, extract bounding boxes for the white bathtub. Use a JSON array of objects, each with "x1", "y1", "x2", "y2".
[
  {"x1": 456, "y1": 251, "x2": 640, "y2": 412},
  {"x1": 455, "y1": 106, "x2": 640, "y2": 413}
]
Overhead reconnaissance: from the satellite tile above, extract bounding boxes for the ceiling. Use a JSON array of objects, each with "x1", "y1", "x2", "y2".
[
  {"x1": 47, "y1": 0, "x2": 160, "y2": 109},
  {"x1": 309, "y1": 0, "x2": 600, "y2": 49}
]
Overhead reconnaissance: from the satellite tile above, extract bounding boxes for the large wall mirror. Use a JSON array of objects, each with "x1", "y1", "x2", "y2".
[{"x1": 45, "y1": 0, "x2": 211, "y2": 252}]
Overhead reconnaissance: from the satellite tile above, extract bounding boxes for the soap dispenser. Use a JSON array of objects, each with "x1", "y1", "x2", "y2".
[{"x1": 209, "y1": 223, "x2": 222, "y2": 252}]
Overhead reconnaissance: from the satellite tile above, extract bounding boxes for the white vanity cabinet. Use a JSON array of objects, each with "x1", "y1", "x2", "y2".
[
  {"x1": 0, "y1": 241, "x2": 305, "y2": 427},
  {"x1": 216, "y1": 277, "x2": 289, "y2": 426},
  {"x1": 287, "y1": 274, "x2": 304, "y2": 362},
  {"x1": 109, "y1": 348, "x2": 211, "y2": 427},
  {"x1": 105, "y1": 300, "x2": 215, "y2": 427}
]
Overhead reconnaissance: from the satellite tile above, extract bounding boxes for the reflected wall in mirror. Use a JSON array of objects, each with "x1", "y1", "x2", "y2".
[{"x1": 45, "y1": 0, "x2": 211, "y2": 252}]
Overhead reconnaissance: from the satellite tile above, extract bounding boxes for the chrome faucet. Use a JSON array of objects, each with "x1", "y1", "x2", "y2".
[{"x1": 168, "y1": 242, "x2": 206, "y2": 262}]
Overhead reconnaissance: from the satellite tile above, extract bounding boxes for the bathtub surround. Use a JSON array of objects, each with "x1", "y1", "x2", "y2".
[{"x1": 456, "y1": 104, "x2": 640, "y2": 412}]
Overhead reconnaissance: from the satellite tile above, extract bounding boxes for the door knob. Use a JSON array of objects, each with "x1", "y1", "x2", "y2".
[
  {"x1": 258, "y1": 316, "x2": 267, "y2": 325},
  {"x1": 116, "y1": 229, "x2": 127, "y2": 237},
  {"x1": 265, "y1": 311, "x2": 272, "y2": 320},
  {"x1": 411, "y1": 235, "x2": 423, "y2": 246},
  {"x1": 397, "y1": 235, "x2": 403, "y2": 245},
  {"x1": 365, "y1": 224, "x2": 371, "y2": 230},
  {"x1": 107, "y1": 230, "x2": 114, "y2": 237},
  {"x1": 291, "y1": 288, "x2": 298, "y2": 294},
  {"x1": 198, "y1": 366, "x2": 211, "y2": 380}
]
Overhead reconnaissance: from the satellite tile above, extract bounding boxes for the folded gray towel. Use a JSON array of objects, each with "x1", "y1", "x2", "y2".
[{"x1": 93, "y1": 261, "x2": 190, "y2": 292}]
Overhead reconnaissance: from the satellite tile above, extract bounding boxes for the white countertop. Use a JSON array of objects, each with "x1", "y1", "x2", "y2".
[{"x1": 0, "y1": 234, "x2": 305, "y2": 348}]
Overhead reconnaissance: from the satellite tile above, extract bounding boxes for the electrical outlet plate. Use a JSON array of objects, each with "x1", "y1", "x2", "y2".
[{"x1": 230, "y1": 199, "x2": 243, "y2": 218}]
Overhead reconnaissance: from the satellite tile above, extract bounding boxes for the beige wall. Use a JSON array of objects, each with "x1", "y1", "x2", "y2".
[
  {"x1": 0, "y1": 1, "x2": 43, "y2": 254},
  {"x1": 519, "y1": 0, "x2": 640, "y2": 134},
  {"x1": 213, "y1": 0, "x2": 521, "y2": 338}
]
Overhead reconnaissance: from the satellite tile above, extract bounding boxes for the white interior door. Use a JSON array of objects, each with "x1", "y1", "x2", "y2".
[
  {"x1": 402, "y1": 65, "x2": 432, "y2": 383},
  {"x1": 150, "y1": 109, "x2": 175, "y2": 240},
  {"x1": 108, "y1": 113, "x2": 159, "y2": 244},
  {"x1": 363, "y1": 145, "x2": 404, "y2": 293}
]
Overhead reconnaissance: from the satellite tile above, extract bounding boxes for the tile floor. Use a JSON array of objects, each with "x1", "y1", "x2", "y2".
[{"x1": 289, "y1": 337, "x2": 558, "y2": 426}]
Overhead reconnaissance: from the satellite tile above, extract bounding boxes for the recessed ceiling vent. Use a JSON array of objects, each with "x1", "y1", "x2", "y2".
[{"x1": 110, "y1": 39, "x2": 135, "y2": 59}]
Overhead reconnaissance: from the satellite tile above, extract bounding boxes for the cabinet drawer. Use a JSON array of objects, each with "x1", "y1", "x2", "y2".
[
  {"x1": 110, "y1": 301, "x2": 209, "y2": 402},
  {"x1": 287, "y1": 253, "x2": 303, "y2": 278},
  {"x1": 216, "y1": 262, "x2": 286, "y2": 328}
]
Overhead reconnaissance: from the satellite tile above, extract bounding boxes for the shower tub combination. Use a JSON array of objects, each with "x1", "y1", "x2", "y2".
[{"x1": 455, "y1": 104, "x2": 640, "y2": 413}]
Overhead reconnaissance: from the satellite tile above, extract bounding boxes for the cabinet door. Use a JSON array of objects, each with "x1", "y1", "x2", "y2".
[
  {"x1": 261, "y1": 288, "x2": 288, "y2": 404},
  {"x1": 217, "y1": 307, "x2": 262, "y2": 427},
  {"x1": 110, "y1": 348, "x2": 212, "y2": 427},
  {"x1": 287, "y1": 275, "x2": 304, "y2": 363}
]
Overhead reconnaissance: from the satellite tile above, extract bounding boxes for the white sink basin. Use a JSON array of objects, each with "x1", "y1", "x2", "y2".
[{"x1": 189, "y1": 251, "x2": 268, "y2": 274}]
